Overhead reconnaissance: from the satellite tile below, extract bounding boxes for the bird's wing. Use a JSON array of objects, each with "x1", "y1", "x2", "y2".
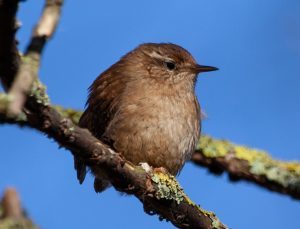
[{"x1": 75, "y1": 64, "x2": 127, "y2": 185}]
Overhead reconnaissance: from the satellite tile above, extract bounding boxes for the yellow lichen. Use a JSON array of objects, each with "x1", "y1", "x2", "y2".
[
  {"x1": 279, "y1": 161, "x2": 300, "y2": 174},
  {"x1": 0, "y1": 94, "x2": 13, "y2": 112},
  {"x1": 29, "y1": 80, "x2": 50, "y2": 106},
  {"x1": 54, "y1": 106, "x2": 82, "y2": 124},
  {"x1": 151, "y1": 171, "x2": 226, "y2": 228},
  {"x1": 151, "y1": 172, "x2": 184, "y2": 204},
  {"x1": 198, "y1": 135, "x2": 300, "y2": 191},
  {"x1": 198, "y1": 135, "x2": 232, "y2": 158},
  {"x1": 0, "y1": 218, "x2": 39, "y2": 229}
]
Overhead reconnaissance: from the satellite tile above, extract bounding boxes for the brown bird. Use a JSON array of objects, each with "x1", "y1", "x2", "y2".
[{"x1": 75, "y1": 43, "x2": 217, "y2": 192}]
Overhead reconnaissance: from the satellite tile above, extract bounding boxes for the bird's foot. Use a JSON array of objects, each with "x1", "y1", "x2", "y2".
[
  {"x1": 139, "y1": 163, "x2": 169, "y2": 174},
  {"x1": 139, "y1": 162, "x2": 152, "y2": 173},
  {"x1": 153, "y1": 167, "x2": 168, "y2": 174}
]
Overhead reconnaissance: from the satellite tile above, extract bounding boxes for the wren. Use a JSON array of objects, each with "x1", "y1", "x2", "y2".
[{"x1": 74, "y1": 43, "x2": 218, "y2": 192}]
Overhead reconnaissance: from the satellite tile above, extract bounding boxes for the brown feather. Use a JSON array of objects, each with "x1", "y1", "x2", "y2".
[{"x1": 74, "y1": 43, "x2": 217, "y2": 191}]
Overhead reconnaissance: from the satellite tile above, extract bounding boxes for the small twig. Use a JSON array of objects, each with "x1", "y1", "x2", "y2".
[
  {"x1": 7, "y1": 0, "x2": 64, "y2": 117},
  {"x1": 0, "y1": 188, "x2": 39, "y2": 229},
  {"x1": 1, "y1": 188, "x2": 23, "y2": 219}
]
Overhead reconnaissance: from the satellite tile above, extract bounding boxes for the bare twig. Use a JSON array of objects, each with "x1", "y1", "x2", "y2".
[
  {"x1": 0, "y1": 188, "x2": 39, "y2": 229},
  {"x1": 1, "y1": 188, "x2": 22, "y2": 219},
  {"x1": 6, "y1": 0, "x2": 64, "y2": 117}
]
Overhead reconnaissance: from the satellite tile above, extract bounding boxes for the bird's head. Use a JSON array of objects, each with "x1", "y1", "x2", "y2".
[{"x1": 120, "y1": 43, "x2": 218, "y2": 85}]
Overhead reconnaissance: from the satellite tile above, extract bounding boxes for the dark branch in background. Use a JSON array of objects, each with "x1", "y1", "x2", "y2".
[
  {"x1": 0, "y1": 0, "x2": 227, "y2": 228},
  {"x1": 0, "y1": 188, "x2": 39, "y2": 229},
  {"x1": 6, "y1": 0, "x2": 63, "y2": 117},
  {"x1": 0, "y1": 0, "x2": 20, "y2": 90}
]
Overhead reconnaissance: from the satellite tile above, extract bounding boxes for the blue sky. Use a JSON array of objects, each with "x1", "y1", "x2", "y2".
[{"x1": 1, "y1": 0, "x2": 300, "y2": 228}]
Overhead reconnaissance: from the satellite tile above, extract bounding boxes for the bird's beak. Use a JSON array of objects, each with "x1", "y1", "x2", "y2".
[{"x1": 193, "y1": 64, "x2": 219, "y2": 73}]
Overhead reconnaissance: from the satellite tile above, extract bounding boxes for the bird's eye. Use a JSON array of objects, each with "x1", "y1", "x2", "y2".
[{"x1": 165, "y1": 61, "x2": 176, "y2": 70}]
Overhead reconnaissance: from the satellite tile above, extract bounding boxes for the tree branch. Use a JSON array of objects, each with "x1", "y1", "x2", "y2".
[
  {"x1": 0, "y1": 188, "x2": 39, "y2": 229},
  {"x1": 6, "y1": 0, "x2": 63, "y2": 117},
  {"x1": 193, "y1": 135, "x2": 300, "y2": 199}
]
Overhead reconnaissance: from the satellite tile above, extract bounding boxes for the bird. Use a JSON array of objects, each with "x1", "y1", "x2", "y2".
[{"x1": 74, "y1": 43, "x2": 218, "y2": 192}]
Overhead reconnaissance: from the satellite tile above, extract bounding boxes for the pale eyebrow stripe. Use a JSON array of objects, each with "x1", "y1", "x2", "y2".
[{"x1": 144, "y1": 51, "x2": 175, "y2": 62}]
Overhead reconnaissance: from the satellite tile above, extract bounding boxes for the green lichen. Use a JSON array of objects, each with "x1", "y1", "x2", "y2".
[
  {"x1": 0, "y1": 218, "x2": 39, "y2": 229},
  {"x1": 211, "y1": 218, "x2": 222, "y2": 229},
  {"x1": 198, "y1": 135, "x2": 300, "y2": 192},
  {"x1": 22, "y1": 55, "x2": 39, "y2": 72},
  {"x1": 151, "y1": 171, "x2": 226, "y2": 228},
  {"x1": 151, "y1": 172, "x2": 184, "y2": 204},
  {"x1": 0, "y1": 94, "x2": 14, "y2": 112},
  {"x1": 29, "y1": 80, "x2": 49, "y2": 106},
  {"x1": 0, "y1": 205, "x2": 3, "y2": 218},
  {"x1": 54, "y1": 106, "x2": 82, "y2": 124},
  {"x1": 197, "y1": 135, "x2": 233, "y2": 158}
]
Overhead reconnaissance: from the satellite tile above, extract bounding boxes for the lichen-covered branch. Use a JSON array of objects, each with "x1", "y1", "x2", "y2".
[
  {"x1": 6, "y1": 0, "x2": 64, "y2": 117},
  {"x1": 193, "y1": 135, "x2": 300, "y2": 199},
  {"x1": 0, "y1": 188, "x2": 39, "y2": 229}
]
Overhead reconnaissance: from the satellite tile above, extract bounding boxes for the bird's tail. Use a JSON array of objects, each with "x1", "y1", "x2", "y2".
[
  {"x1": 74, "y1": 155, "x2": 87, "y2": 184},
  {"x1": 74, "y1": 154, "x2": 110, "y2": 193}
]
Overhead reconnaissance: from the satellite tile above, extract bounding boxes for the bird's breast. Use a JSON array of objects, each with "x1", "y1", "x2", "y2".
[{"x1": 103, "y1": 87, "x2": 200, "y2": 175}]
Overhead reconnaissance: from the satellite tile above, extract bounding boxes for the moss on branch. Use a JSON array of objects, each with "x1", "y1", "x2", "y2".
[{"x1": 194, "y1": 135, "x2": 300, "y2": 198}]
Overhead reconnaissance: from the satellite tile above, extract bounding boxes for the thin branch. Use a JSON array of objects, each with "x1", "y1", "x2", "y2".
[
  {"x1": 6, "y1": 0, "x2": 63, "y2": 117},
  {"x1": 193, "y1": 135, "x2": 300, "y2": 199},
  {"x1": 0, "y1": 188, "x2": 39, "y2": 229},
  {"x1": 1, "y1": 188, "x2": 22, "y2": 219}
]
